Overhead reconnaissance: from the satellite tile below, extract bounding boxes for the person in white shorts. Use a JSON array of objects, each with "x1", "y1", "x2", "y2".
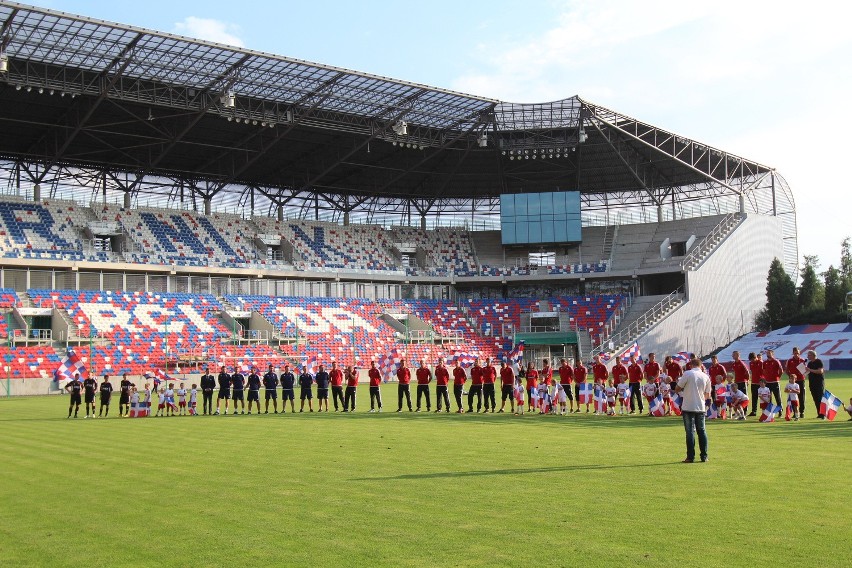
[{"x1": 784, "y1": 375, "x2": 800, "y2": 421}]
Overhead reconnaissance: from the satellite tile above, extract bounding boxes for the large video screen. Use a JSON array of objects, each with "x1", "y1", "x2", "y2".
[{"x1": 500, "y1": 191, "x2": 581, "y2": 245}]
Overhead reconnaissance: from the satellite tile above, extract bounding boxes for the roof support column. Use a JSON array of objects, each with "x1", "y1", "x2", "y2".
[
  {"x1": 343, "y1": 210, "x2": 350, "y2": 226},
  {"x1": 277, "y1": 204, "x2": 284, "y2": 222},
  {"x1": 420, "y1": 214, "x2": 427, "y2": 231},
  {"x1": 204, "y1": 197, "x2": 212, "y2": 216},
  {"x1": 657, "y1": 204, "x2": 663, "y2": 222},
  {"x1": 33, "y1": 183, "x2": 40, "y2": 202},
  {"x1": 124, "y1": 191, "x2": 132, "y2": 209}
]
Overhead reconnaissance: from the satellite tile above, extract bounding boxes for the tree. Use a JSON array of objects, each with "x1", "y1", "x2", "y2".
[
  {"x1": 824, "y1": 265, "x2": 845, "y2": 314},
  {"x1": 797, "y1": 255, "x2": 824, "y2": 312},
  {"x1": 842, "y1": 237, "x2": 852, "y2": 291},
  {"x1": 763, "y1": 257, "x2": 798, "y2": 329}
]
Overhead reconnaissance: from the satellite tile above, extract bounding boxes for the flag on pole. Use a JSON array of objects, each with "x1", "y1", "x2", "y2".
[
  {"x1": 504, "y1": 341, "x2": 525, "y2": 365},
  {"x1": 819, "y1": 390, "x2": 843, "y2": 421},
  {"x1": 672, "y1": 352, "x2": 690, "y2": 366},
  {"x1": 54, "y1": 348, "x2": 86, "y2": 382},
  {"x1": 620, "y1": 342, "x2": 641, "y2": 364},
  {"x1": 578, "y1": 382, "x2": 594, "y2": 405},
  {"x1": 649, "y1": 394, "x2": 666, "y2": 417},
  {"x1": 760, "y1": 403, "x2": 782, "y2": 422}
]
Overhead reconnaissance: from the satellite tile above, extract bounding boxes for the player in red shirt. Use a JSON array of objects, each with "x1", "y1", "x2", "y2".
[
  {"x1": 707, "y1": 355, "x2": 727, "y2": 387},
  {"x1": 343, "y1": 364, "x2": 359, "y2": 412},
  {"x1": 558, "y1": 358, "x2": 575, "y2": 413},
  {"x1": 396, "y1": 359, "x2": 413, "y2": 412},
  {"x1": 540, "y1": 359, "x2": 553, "y2": 386},
  {"x1": 573, "y1": 360, "x2": 588, "y2": 413},
  {"x1": 368, "y1": 361, "x2": 382, "y2": 412},
  {"x1": 452, "y1": 360, "x2": 467, "y2": 413},
  {"x1": 433, "y1": 358, "x2": 450, "y2": 413},
  {"x1": 763, "y1": 349, "x2": 784, "y2": 408},
  {"x1": 644, "y1": 353, "x2": 661, "y2": 384},
  {"x1": 468, "y1": 359, "x2": 484, "y2": 413},
  {"x1": 524, "y1": 362, "x2": 539, "y2": 413},
  {"x1": 498, "y1": 360, "x2": 516, "y2": 413},
  {"x1": 730, "y1": 350, "x2": 749, "y2": 394},
  {"x1": 591, "y1": 355, "x2": 608, "y2": 386},
  {"x1": 786, "y1": 346, "x2": 807, "y2": 418},
  {"x1": 747, "y1": 352, "x2": 763, "y2": 416},
  {"x1": 611, "y1": 359, "x2": 628, "y2": 386},
  {"x1": 329, "y1": 362, "x2": 345, "y2": 412},
  {"x1": 415, "y1": 360, "x2": 432, "y2": 412},
  {"x1": 627, "y1": 355, "x2": 644, "y2": 414},
  {"x1": 482, "y1": 358, "x2": 498, "y2": 412},
  {"x1": 664, "y1": 355, "x2": 683, "y2": 385}
]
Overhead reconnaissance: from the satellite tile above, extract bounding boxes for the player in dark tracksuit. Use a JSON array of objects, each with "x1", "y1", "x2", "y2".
[
  {"x1": 98, "y1": 375, "x2": 113, "y2": 417},
  {"x1": 246, "y1": 368, "x2": 262, "y2": 414},
  {"x1": 280, "y1": 365, "x2": 296, "y2": 413},
  {"x1": 83, "y1": 375, "x2": 98, "y2": 418},
  {"x1": 66, "y1": 374, "x2": 83, "y2": 418},
  {"x1": 119, "y1": 374, "x2": 134, "y2": 417},
  {"x1": 231, "y1": 370, "x2": 246, "y2": 414},
  {"x1": 298, "y1": 367, "x2": 314, "y2": 413},
  {"x1": 200, "y1": 367, "x2": 216, "y2": 415},
  {"x1": 263, "y1": 366, "x2": 279, "y2": 414},
  {"x1": 216, "y1": 366, "x2": 231, "y2": 415}
]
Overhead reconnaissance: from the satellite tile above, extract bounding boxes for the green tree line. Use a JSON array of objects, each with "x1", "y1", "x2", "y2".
[{"x1": 756, "y1": 237, "x2": 852, "y2": 330}]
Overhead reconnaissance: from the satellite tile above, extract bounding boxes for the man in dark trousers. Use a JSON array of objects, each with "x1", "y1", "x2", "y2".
[
  {"x1": 468, "y1": 359, "x2": 483, "y2": 413},
  {"x1": 434, "y1": 358, "x2": 450, "y2": 413},
  {"x1": 343, "y1": 365, "x2": 358, "y2": 412},
  {"x1": 263, "y1": 364, "x2": 279, "y2": 414},
  {"x1": 247, "y1": 367, "x2": 261, "y2": 414},
  {"x1": 762, "y1": 350, "x2": 784, "y2": 410},
  {"x1": 200, "y1": 366, "x2": 216, "y2": 415},
  {"x1": 315, "y1": 364, "x2": 330, "y2": 412},
  {"x1": 396, "y1": 359, "x2": 413, "y2": 412},
  {"x1": 498, "y1": 360, "x2": 515, "y2": 413},
  {"x1": 65, "y1": 373, "x2": 83, "y2": 418},
  {"x1": 626, "y1": 355, "x2": 644, "y2": 414},
  {"x1": 119, "y1": 374, "x2": 134, "y2": 417},
  {"x1": 675, "y1": 356, "x2": 711, "y2": 463},
  {"x1": 231, "y1": 367, "x2": 246, "y2": 414},
  {"x1": 368, "y1": 360, "x2": 383, "y2": 413},
  {"x1": 216, "y1": 366, "x2": 231, "y2": 415},
  {"x1": 452, "y1": 360, "x2": 467, "y2": 413},
  {"x1": 280, "y1": 363, "x2": 296, "y2": 413},
  {"x1": 329, "y1": 362, "x2": 345, "y2": 411},
  {"x1": 482, "y1": 358, "x2": 497, "y2": 412},
  {"x1": 83, "y1": 373, "x2": 98, "y2": 418},
  {"x1": 806, "y1": 350, "x2": 826, "y2": 419},
  {"x1": 98, "y1": 375, "x2": 113, "y2": 418},
  {"x1": 415, "y1": 360, "x2": 432, "y2": 412},
  {"x1": 299, "y1": 365, "x2": 314, "y2": 413}
]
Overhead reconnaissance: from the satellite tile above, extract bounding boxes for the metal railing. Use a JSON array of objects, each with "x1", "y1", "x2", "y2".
[
  {"x1": 681, "y1": 212, "x2": 742, "y2": 271},
  {"x1": 594, "y1": 292, "x2": 634, "y2": 346},
  {"x1": 590, "y1": 287, "x2": 685, "y2": 359}
]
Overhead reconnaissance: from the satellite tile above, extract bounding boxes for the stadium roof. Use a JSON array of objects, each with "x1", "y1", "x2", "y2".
[{"x1": 0, "y1": 1, "x2": 796, "y2": 272}]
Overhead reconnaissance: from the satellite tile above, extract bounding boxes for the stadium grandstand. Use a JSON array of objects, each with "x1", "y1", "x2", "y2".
[{"x1": 0, "y1": 2, "x2": 797, "y2": 394}]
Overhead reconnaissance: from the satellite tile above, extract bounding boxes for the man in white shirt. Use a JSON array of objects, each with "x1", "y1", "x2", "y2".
[{"x1": 675, "y1": 356, "x2": 712, "y2": 463}]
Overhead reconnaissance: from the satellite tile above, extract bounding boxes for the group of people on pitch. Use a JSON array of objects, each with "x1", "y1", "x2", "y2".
[{"x1": 62, "y1": 346, "x2": 851, "y2": 421}]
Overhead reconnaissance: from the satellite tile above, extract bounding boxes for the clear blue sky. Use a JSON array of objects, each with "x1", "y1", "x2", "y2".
[{"x1": 35, "y1": 0, "x2": 852, "y2": 270}]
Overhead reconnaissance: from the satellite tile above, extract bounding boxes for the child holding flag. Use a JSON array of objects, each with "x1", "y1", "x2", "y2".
[
  {"x1": 642, "y1": 377, "x2": 657, "y2": 413},
  {"x1": 513, "y1": 377, "x2": 525, "y2": 416},
  {"x1": 659, "y1": 376, "x2": 673, "y2": 415},
  {"x1": 176, "y1": 382, "x2": 188, "y2": 416},
  {"x1": 604, "y1": 379, "x2": 617, "y2": 416},
  {"x1": 617, "y1": 380, "x2": 630, "y2": 415},
  {"x1": 189, "y1": 384, "x2": 198, "y2": 416},
  {"x1": 784, "y1": 375, "x2": 800, "y2": 421}
]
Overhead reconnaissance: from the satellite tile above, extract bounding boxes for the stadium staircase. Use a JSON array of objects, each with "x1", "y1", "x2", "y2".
[
  {"x1": 591, "y1": 289, "x2": 685, "y2": 361},
  {"x1": 681, "y1": 212, "x2": 743, "y2": 271}
]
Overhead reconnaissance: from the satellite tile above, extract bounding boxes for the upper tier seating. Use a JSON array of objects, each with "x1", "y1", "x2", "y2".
[
  {"x1": 100, "y1": 205, "x2": 261, "y2": 267},
  {"x1": 0, "y1": 287, "x2": 20, "y2": 338},
  {"x1": 390, "y1": 227, "x2": 477, "y2": 276},
  {"x1": 255, "y1": 219, "x2": 400, "y2": 272},
  {"x1": 0, "y1": 200, "x2": 91, "y2": 261}
]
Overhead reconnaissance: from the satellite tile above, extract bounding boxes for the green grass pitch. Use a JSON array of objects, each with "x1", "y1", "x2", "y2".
[{"x1": 1, "y1": 375, "x2": 850, "y2": 567}]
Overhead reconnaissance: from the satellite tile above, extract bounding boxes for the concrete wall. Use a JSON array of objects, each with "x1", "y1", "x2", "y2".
[{"x1": 637, "y1": 214, "x2": 784, "y2": 357}]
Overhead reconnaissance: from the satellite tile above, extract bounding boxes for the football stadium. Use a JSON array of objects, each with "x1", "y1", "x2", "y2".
[{"x1": 0, "y1": 3, "x2": 849, "y2": 567}]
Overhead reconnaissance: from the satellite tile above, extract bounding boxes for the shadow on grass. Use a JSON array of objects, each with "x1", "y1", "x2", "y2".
[{"x1": 350, "y1": 461, "x2": 673, "y2": 481}]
